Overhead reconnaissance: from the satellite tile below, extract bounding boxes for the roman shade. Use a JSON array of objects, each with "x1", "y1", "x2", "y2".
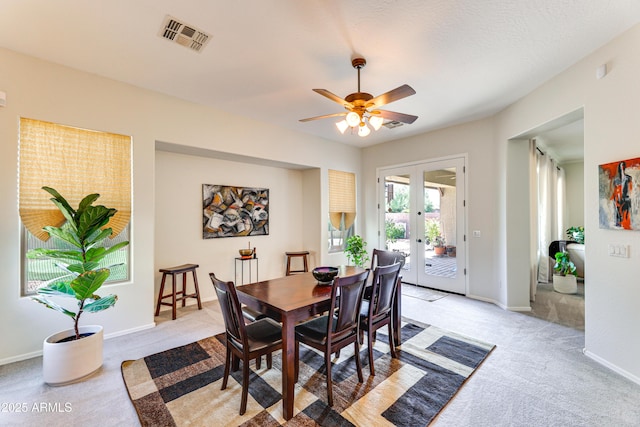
[
  {"x1": 328, "y1": 169, "x2": 356, "y2": 230},
  {"x1": 19, "y1": 118, "x2": 131, "y2": 241}
]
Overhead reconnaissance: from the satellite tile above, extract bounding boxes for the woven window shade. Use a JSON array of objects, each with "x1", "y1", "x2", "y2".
[
  {"x1": 328, "y1": 169, "x2": 356, "y2": 230},
  {"x1": 19, "y1": 118, "x2": 131, "y2": 241}
]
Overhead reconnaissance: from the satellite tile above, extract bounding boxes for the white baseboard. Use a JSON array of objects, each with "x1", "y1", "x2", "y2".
[
  {"x1": 0, "y1": 350, "x2": 43, "y2": 366},
  {"x1": 104, "y1": 322, "x2": 156, "y2": 340},
  {"x1": 583, "y1": 348, "x2": 640, "y2": 386},
  {"x1": 0, "y1": 322, "x2": 157, "y2": 366}
]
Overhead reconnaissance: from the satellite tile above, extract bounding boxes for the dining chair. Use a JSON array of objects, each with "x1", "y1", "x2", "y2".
[
  {"x1": 365, "y1": 248, "x2": 405, "y2": 303},
  {"x1": 370, "y1": 248, "x2": 406, "y2": 270},
  {"x1": 359, "y1": 262, "x2": 402, "y2": 376},
  {"x1": 209, "y1": 273, "x2": 283, "y2": 415},
  {"x1": 294, "y1": 269, "x2": 370, "y2": 406}
]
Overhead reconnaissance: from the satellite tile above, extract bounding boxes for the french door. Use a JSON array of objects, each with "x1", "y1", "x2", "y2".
[{"x1": 378, "y1": 157, "x2": 466, "y2": 294}]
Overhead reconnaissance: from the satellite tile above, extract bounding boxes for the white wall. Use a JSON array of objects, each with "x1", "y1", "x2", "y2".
[
  {"x1": 362, "y1": 118, "x2": 499, "y2": 303},
  {"x1": 154, "y1": 150, "x2": 311, "y2": 306},
  {"x1": 563, "y1": 161, "x2": 585, "y2": 229},
  {"x1": 364, "y1": 23, "x2": 640, "y2": 382},
  {"x1": 0, "y1": 48, "x2": 360, "y2": 363},
  {"x1": 496, "y1": 25, "x2": 640, "y2": 381}
]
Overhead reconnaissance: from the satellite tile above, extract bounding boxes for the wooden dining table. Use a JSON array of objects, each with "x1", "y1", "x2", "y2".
[{"x1": 235, "y1": 265, "x2": 402, "y2": 420}]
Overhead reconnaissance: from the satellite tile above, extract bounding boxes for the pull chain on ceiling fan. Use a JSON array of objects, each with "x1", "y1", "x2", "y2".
[{"x1": 300, "y1": 57, "x2": 418, "y2": 137}]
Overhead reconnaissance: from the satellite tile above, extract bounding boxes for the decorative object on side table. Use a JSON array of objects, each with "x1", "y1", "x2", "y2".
[
  {"x1": 312, "y1": 266, "x2": 339, "y2": 285},
  {"x1": 345, "y1": 235, "x2": 370, "y2": 267},
  {"x1": 27, "y1": 187, "x2": 129, "y2": 385},
  {"x1": 552, "y1": 250, "x2": 577, "y2": 294}
]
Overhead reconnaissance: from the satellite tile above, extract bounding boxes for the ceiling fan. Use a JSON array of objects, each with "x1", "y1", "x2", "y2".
[{"x1": 300, "y1": 57, "x2": 418, "y2": 137}]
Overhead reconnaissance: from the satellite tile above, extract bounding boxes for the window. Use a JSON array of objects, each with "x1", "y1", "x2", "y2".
[
  {"x1": 328, "y1": 169, "x2": 356, "y2": 252},
  {"x1": 18, "y1": 118, "x2": 132, "y2": 295}
]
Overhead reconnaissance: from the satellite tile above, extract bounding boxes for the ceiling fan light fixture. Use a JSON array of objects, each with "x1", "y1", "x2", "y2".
[
  {"x1": 336, "y1": 120, "x2": 349, "y2": 134},
  {"x1": 369, "y1": 115, "x2": 384, "y2": 131},
  {"x1": 346, "y1": 111, "x2": 361, "y2": 127},
  {"x1": 358, "y1": 123, "x2": 371, "y2": 137}
]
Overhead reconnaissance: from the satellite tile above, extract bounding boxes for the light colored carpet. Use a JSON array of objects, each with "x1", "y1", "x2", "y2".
[{"x1": 1, "y1": 292, "x2": 639, "y2": 426}]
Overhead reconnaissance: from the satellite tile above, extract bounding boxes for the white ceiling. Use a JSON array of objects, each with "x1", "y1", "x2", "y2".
[{"x1": 1, "y1": 1, "x2": 639, "y2": 148}]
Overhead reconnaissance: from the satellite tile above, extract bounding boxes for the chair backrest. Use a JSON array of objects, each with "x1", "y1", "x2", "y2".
[
  {"x1": 328, "y1": 269, "x2": 370, "y2": 343},
  {"x1": 368, "y1": 262, "x2": 402, "y2": 322},
  {"x1": 210, "y1": 273, "x2": 247, "y2": 351},
  {"x1": 370, "y1": 248, "x2": 405, "y2": 270}
]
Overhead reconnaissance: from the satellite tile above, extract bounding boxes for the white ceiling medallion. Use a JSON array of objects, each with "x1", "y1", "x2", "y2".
[{"x1": 158, "y1": 15, "x2": 211, "y2": 53}]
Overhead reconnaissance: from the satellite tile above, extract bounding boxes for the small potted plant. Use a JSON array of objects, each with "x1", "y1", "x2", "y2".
[
  {"x1": 432, "y1": 236, "x2": 446, "y2": 255},
  {"x1": 345, "y1": 235, "x2": 370, "y2": 268},
  {"x1": 566, "y1": 226, "x2": 585, "y2": 244},
  {"x1": 27, "y1": 187, "x2": 129, "y2": 385},
  {"x1": 552, "y1": 250, "x2": 577, "y2": 294}
]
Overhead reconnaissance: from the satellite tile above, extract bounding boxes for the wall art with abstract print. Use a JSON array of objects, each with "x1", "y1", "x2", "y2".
[
  {"x1": 203, "y1": 184, "x2": 269, "y2": 238},
  {"x1": 599, "y1": 157, "x2": 640, "y2": 230}
]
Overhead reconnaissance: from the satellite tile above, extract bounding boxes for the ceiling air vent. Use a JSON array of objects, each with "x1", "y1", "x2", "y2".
[
  {"x1": 383, "y1": 121, "x2": 404, "y2": 129},
  {"x1": 158, "y1": 15, "x2": 211, "y2": 53}
]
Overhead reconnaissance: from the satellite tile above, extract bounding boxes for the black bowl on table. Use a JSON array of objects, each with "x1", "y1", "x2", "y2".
[{"x1": 312, "y1": 266, "x2": 339, "y2": 285}]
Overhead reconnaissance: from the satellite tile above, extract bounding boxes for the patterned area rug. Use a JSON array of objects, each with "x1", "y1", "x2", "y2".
[{"x1": 121, "y1": 319, "x2": 494, "y2": 426}]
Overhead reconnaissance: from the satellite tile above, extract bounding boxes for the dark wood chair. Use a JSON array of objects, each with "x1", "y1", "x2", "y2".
[
  {"x1": 294, "y1": 269, "x2": 370, "y2": 406},
  {"x1": 359, "y1": 262, "x2": 402, "y2": 376},
  {"x1": 209, "y1": 273, "x2": 282, "y2": 415},
  {"x1": 370, "y1": 248, "x2": 406, "y2": 270}
]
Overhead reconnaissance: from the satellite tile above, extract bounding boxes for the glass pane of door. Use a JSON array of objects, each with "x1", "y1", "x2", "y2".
[
  {"x1": 418, "y1": 158, "x2": 465, "y2": 293},
  {"x1": 381, "y1": 171, "x2": 415, "y2": 282}
]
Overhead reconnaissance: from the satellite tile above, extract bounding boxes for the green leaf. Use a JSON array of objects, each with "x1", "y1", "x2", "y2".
[
  {"x1": 85, "y1": 228, "x2": 112, "y2": 248},
  {"x1": 36, "y1": 281, "x2": 76, "y2": 298},
  {"x1": 70, "y1": 269, "x2": 110, "y2": 300},
  {"x1": 83, "y1": 294, "x2": 118, "y2": 313},
  {"x1": 31, "y1": 295, "x2": 76, "y2": 319},
  {"x1": 66, "y1": 262, "x2": 99, "y2": 274},
  {"x1": 42, "y1": 186, "x2": 76, "y2": 220},
  {"x1": 26, "y1": 248, "x2": 83, "y2": 263},
  {"x1": 77, "y1": 205, "x2": 117, "y2": 242},
  {"x1": 85, "y1": 241, "x2": 129, "y2": 263},
  {"x1": 42, "y1": 226, "x2": 81, "y2": 248},
  {"x1": 77, "y1": 193, "x2": 101, "y2": 217}
]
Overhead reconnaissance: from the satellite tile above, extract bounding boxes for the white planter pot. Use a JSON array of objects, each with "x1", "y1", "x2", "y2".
[
  {"x1": 553, "y1": 274, "x2": 577, "y2": 294},
  {"x1": 42, "y1": 325, "x2": 103, "y2": 386}
]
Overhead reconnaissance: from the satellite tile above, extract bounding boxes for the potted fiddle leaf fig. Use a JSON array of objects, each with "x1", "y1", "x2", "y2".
[
  {"x1": 345, "y1": 235, "x2": 370, "y2": 268},
  {"x1": 552, "y1": 250, "x2": 577, "y2": 294},
  {"x1": 27, "y1": 187, "x2": 129, "y2": 385}
]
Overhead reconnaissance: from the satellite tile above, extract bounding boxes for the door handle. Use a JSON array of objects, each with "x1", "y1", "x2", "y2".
[{"x1": 417, "y1": 239, "x2": 422, "y2": 243}]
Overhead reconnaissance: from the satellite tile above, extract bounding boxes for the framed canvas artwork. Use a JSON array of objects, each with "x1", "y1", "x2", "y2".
[
  {"x1": 202, "y1": 184, "x2": 269, "y2": 238},
  {"x1": 598, "y1": 157, "x2": 640, "y2": 230}
]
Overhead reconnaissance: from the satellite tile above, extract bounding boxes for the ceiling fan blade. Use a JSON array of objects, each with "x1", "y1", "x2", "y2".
[
  {"x1": 299, "y1": 112, "x2": 347, "y2": 122},
  {"x1": 367, "y1": 84, "x2": 416, "y2": 108},
  {"x1": 313, "y1": 89, "x2": 354, "y2": 109},
  {"x1": 376, "y1": 110, "x2": 418, "y2": 124}
]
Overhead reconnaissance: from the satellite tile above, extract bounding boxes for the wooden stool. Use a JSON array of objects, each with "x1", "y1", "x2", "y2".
[
  {"x1": 155, "y1": 264, "x2": 202, "y2": 320},
  {"x1": 285, "y1": 251, "x2": 309, "y2": 276}
]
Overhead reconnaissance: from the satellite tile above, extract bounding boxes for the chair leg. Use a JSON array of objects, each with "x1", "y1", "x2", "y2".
[
  {"x1": 266, "y1": 352, "x2": 273, "y2": 369},
  {"x1": 256, "y1": 355, "x2": 262, "y2": 369},
  {"x1": 354, "y1": 340, "x2": 364, "y2": 383},
  {"x1": 388, "y1": 322, "x2": 398, "y2": 359},
  {"x1": 325, "y1": 349, "x2": 333, "y2": 406},
  {"x1": 294, "y1": 341, "x2": 299, "y2": 383},
  {"x1": 221, "y1": 346, "x2": 231, "y2": 390},
  {"x1": 240, "y1": 358, "x2": 249, "y2": 415},
  {"x1": 368, "y1": 327, "x2": 376, "y2": 376}
]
